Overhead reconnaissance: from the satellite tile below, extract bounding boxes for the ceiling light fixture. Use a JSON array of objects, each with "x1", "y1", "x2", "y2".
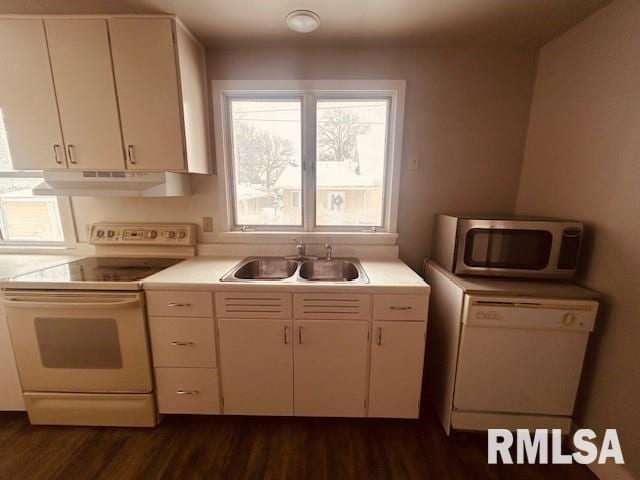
[{"x1": 286, "y1": 10, "x2": 320, "y2": 33}]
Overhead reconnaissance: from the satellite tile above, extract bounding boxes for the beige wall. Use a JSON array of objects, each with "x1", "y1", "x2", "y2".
[
  {"x1": 70, "y1": 46, "x2": 537, "y2": 270},
  {"x1": 207, "y1": 46, "x2": 536, "y2": 269},
  {"x1": 516, "y1": 0, "x2": 640, "y2": 475}
]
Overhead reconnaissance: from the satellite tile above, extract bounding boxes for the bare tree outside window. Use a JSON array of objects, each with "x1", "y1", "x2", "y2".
[{"x1": 230, "y1": 99, "x2": 302, "y2": 226}]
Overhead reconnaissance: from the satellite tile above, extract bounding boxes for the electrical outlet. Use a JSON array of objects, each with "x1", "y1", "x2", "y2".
[
  {"x1": 202, "y1": 217, "x2": 213, "y2": 232},
  {"x1": 409, "y1": 154, "x2": 420, "y2": 171}
]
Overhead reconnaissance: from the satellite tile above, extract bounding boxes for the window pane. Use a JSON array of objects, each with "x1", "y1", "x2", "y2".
[
  {"x1": 230, "y1": 99, "x2": 302, "y2": 226},
  {"x1": 0, "y1": 178, "x2": 64, "y2": 242},
  {"x1": 316, "y1": 99, "x2": 389, "y2": 226}
]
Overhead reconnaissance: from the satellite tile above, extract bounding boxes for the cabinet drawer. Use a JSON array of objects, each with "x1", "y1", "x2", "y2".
[
  {"x1": 148, "y1": 316, "x2": 216, "y2": 368},
  {"x1": 294, "y1": 294, "x2": 370, "y2": 320},
  {"x1": 373, "y1": 295, "x2": 428, "y2": 321},
  {"x1": 155, "y1": 367, "x2": 220, "y2": 414},
  {"x1": 215, "y1": 292, "x2": 291, "y2": 319},
  {"x1": 146, "y1": 291, "x2": 213, "y2": 317}
]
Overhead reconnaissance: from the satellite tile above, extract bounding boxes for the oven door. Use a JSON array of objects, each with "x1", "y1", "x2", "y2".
[
  {"x1": 3, "y1": 291, "x2": 152, "y2": 393},
  {"x1": 455, "y1": 220, "x2": 567, "y2": 278}
]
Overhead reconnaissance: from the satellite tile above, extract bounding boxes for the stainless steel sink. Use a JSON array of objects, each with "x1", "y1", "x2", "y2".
[
  {"x1": 299, "y1": 259, "x2": 361, "y2": 282},
  {"x1": 220, "y1": 256, "x2": 369, "y2": 284},
  {"x1": 233, "y1": 258, "x2": 298, "y2": 280}
]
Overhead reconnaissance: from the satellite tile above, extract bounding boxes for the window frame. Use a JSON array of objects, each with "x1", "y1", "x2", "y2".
[
  {"x1": 0, "y1": 170, "x2": 76, "y2": 249},
  {"x1": 212, "y1": 80, "x2": 405, "y2": 237}
]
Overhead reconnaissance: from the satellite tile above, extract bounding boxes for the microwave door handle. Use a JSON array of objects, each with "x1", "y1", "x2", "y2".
[{"x1": 1, "y1": 298, "x2": 141, "y2": 310}]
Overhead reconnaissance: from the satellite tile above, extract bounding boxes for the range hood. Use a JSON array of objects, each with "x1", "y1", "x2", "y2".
[{"x1": 33, "y1": 171, "x2": 191, "y2": 197}]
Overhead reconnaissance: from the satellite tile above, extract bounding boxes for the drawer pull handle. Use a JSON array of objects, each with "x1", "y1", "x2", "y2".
[
  {"x1": 170, "y1": 341, "x2": 194, "y2": 347},
  {"x1": 298, "y1": 326, "x2": 303, "y2": 344},
  {"x1": 283, "y1": 325, "x2": 289, "y2": 344},
  {"x1": 53, "y1": 144, "x2": 63, "y2": 164},
  {"x1": 377, "y1": 327, "x2": 383, "y2": 346},
  {"x1": 390, "y1": 305, "x2": 412, "y2": 311},
  {"x1": 167, "y1": 302, "x2": 191, "y2": 307},
  {"x1": 176, "y1": 390, "x2": 199, "y2": 395}
]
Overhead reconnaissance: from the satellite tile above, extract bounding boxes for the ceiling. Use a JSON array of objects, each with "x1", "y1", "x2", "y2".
[{"x1": 0, "y1": 0, "x2": 611, "y2": 48}]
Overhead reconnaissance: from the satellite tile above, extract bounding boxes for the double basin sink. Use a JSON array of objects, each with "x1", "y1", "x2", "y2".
[{"x1": 220, "y1": 256, "x2": 369, "y2": 284}]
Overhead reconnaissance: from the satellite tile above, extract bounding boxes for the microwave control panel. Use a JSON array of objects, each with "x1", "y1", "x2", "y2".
[{"x1": 88, "y1": 223, "x2": 196, "y2": 246}]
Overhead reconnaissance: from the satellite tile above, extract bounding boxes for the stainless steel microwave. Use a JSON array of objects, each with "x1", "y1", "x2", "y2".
[{"x1": 431, "y1": 214, "x2": 583, "y2": 279}]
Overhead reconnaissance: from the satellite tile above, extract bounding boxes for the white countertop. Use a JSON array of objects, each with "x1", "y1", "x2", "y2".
[
  {"x1": 143, "y1": 256, "x2": 430, "y2": 294},
  {"x1": 426, "y1": 260, "x2": 598, "y2": 299},
  {"x1": 0, "y1": 254, "x2": 81, "y2": 281}
]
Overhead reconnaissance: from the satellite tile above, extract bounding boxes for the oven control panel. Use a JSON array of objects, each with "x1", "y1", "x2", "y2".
[{"x1": 88, "y1": 223, "x2": 196, "y2": 246}]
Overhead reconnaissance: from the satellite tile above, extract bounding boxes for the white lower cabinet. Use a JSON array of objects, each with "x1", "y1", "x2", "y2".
[
  {"x1": 218, "y1": 318, "x2": 293, "y2": 415},
  {"x1": 369, "y1": 321, "x2": 427, "y2": 418},
  {"x1": 293, "y1": 320, "x2": 369, "y2": 417},
  {"x1": 155, "y1": 367, "x2": 220, "y2": 414}
]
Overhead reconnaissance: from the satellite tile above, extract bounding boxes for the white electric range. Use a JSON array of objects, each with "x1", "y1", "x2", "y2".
[{"x1": 0, "y1": 223, "x2": 196, "y2": 427}]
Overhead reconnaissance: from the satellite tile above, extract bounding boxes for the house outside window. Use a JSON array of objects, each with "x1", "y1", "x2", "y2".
[{"x1": 213, "y1": 80, "x2": 405, "y2": 235}]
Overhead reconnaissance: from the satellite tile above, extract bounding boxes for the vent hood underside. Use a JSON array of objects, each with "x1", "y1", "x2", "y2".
[{"x1": 33, "y1": 171, "x2": 192, "y2": 197}]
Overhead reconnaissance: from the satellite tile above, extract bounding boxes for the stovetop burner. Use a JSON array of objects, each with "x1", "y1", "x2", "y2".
[{"x1": 11, "y1": 257, "x2": 184, "y2": 284}]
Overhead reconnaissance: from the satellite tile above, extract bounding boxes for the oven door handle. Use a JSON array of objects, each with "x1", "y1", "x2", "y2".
[{"x1": 1, "y1": 298, "x2": 141, "y2": 310}]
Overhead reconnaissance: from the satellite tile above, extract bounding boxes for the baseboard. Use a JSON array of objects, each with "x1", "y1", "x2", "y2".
[{"x1": 570, "y1": 423, "x2": 637, "y2": 480}]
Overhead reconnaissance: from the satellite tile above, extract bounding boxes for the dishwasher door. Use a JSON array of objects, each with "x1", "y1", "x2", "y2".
[{"x1": 453, "y1": 295, "x2": 598, "y2": 416}]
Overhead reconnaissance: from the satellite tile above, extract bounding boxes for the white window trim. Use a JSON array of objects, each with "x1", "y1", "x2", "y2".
[
  {"x1": 211, "y1": 79, "x2": 406, "y2": 240},
  {"x1": 0, "y1": 170, "x2": 77, "y2": 251}
]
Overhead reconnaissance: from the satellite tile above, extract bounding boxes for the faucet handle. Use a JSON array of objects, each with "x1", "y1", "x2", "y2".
[{"x1": 323, "y1": 243, "x2": 332, "y2": 261}]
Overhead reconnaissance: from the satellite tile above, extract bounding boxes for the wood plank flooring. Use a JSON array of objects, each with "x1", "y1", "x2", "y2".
[{"x1": 0, "y1": 412, "x2": 596, "y2": 480}]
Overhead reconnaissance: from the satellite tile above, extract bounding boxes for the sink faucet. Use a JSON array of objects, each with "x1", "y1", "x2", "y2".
[
  {"x1": 324, "y1": 243, "x2": 332, "y2": 261},
  {"x1": 286, "y1": 238, "x2": 316, "y2": 260}
]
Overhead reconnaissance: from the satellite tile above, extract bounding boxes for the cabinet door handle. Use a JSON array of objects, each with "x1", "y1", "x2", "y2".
[
  {"x1": 283, "y1": 325, "x2": 289, "y2": 344},
  {"x1": 377, "y1": 327, "x2": 382, "y2": 346},
  {"x1": 167, "y1": 302, "x2": 191, "y2": 308},
  {"x1": 53, "y1": 144, "x2": 63, "y2": 165},
  {"x1": 298, "y1": 326, "x2": 303, "y2": 344},
  {"x1": 67, "y1": 144, "x2": 77, "y2": 164},
  {"x1": 170, "y1": 341, "x2": 194, "y2": 347},
  {"x1": 127, "y1": 144, "x2": 136, "y2": 165},
  {"x1": 390, "y1": 305, "x2": 412, "y2": 311},
  {"x1": 176, "y1": 390, "x2": 199, "y2": 395}
]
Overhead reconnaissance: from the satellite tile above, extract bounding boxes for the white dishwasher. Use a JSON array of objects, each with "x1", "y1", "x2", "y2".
[{"x1": 453, "y1": 295, "x2": 598, "y2": 417}]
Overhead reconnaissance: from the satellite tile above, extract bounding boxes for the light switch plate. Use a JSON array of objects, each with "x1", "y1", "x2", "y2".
[{"x1": 202, "y1": 217, "x2": 214, "y2": 232}]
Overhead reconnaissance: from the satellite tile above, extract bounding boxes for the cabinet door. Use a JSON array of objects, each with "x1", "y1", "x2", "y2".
[
  {"x1": 218, "y1": 319, "x2": 293, "y2": 415},
  {"x1": 0, "y1": 19, "x2": 66, "y2": 170},
  {"x1": 45, "y1": 19, "x2": 124, "y2": 170},
  {"x1": 369, "y1": 321, "x2": 426, "y2": 418},
  {"x1": 108, "y1": 18, "x2": 185, "y2": 171},
  {"x1": 294, "y1": 320, "x2": 369, "y2": 417}
]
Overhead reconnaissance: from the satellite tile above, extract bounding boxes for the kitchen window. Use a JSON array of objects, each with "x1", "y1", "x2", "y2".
[
  {"x1": 0, "y1": 115, "x2": 74, "y2": 247},
  {"x1": 213, "y1": 80, "x2": 405, "y2": 235}
]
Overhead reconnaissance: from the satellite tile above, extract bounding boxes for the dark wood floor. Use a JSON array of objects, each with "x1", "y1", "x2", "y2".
[{"x1": 0, "y1": 411, "x2": 595, "y2": 480}]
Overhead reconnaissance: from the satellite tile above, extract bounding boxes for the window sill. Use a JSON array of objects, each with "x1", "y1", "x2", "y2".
[
  {"x1": 215, "y1": 231, "x2": 398, "y2": 245},
  {"x1": 0, "y1": 245, "x2": 77, "y2": 255}
]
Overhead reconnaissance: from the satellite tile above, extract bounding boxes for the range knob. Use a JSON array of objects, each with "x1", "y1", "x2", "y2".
[
  {"x1": 177, "y1": 230, "x2": 186, "y2": 239},
  {"x1": 167, "y1": 231, "x2": 176, "y2": 239},
  {"x1": 107, "y1": 230, "x2": 115, "y2": 238},
  {"x1": 96, "y1": 230, "x2": 105, "y2": 238},
  {"x1": 149, "y1": 230, "x2": 158, "y2": 239}
]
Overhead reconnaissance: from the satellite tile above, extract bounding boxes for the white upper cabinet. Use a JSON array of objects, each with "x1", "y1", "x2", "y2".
[
  {"x1": 0, "y1": 15, "x2": 210, "y2": 173},
  {"x1": 45, "y1": 18, "x2": 125, "y2": 170},
  {"x1": 0, "y1": 19, "x2": 66, "y2": 170},
  {"x1": 109, "y1": 18, "x2": 185, "y2": 171}
]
